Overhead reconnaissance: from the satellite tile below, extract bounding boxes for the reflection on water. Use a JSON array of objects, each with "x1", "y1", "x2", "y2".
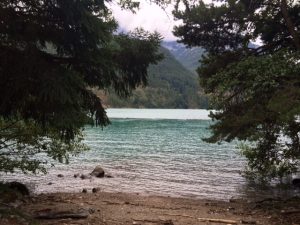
[{"x1": 1, "y1": 109, "x2": 300, "y2": 200}]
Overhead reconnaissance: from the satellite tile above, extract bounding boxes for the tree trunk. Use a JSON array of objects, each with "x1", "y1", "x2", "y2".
[{"x1": 280, "y1": 0, "x2": 300, "y2": 50}]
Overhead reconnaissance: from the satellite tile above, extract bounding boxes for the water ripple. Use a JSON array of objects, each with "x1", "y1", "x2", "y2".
[{"x1": 2, "y1": 117, "x2": 299, "y2": 200}]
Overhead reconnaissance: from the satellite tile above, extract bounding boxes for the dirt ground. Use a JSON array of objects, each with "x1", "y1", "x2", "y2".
[{"x1": 1, "y1": 191, "x2": 300, "y2": 225}]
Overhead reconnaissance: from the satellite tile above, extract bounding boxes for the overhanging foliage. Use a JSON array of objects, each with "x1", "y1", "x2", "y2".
[
  {"x1": 173, "y1": 0, "x2": 300, "y2": 180},
  {"x1": 0, "y1": 0, "x2": 162, "y2": 173}
]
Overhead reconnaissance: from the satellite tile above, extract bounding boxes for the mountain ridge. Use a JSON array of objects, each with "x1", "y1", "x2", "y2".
[
  {"x1": 97, "y1": 45, "x2": 208, "y2": 109},
  {"x1": 162, "y1": 41, "x2": 205, "y2": 73}
]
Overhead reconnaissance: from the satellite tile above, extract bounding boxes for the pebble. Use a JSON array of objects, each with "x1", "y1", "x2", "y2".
[
  {"x1": 88, "y1": 208, "x2": 95, "y2": 214},
  {"x1": 92, "y1": 188, "x2": 100, "y2": 193},
  {"x1": 241, "y1": 219, "x2": 257, "y2": 224}
]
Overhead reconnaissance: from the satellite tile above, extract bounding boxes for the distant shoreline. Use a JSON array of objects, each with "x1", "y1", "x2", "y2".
[{"x1": 106, "y1": 108, "x2": 215, "y2": 120}]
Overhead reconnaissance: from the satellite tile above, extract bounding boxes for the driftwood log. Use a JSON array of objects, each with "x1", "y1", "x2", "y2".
[
  {"x1": 162, "y1": 213, "x2": 238, "y2": 224},
  {"x1": 162, "y1": 213, "x2": 257, "y2": 224},
  {"x1": 281, "y1": 209, "x2": 300, "y2": 215},
  {"x1": 197, "y1": 217, "x2": 238, "y2": 224},
  {"x1": 133, "y1": 219, "x2": 174, "y2": 225},
  {"x1": 35, "y1": 209, "x2": 89, "y2": 219}
]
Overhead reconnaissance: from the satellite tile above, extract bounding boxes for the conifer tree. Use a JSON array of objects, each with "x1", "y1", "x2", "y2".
[
  {"x1": 173, "y1": 0, "x2": 300, "y2": 180},
  {"x1": 0, "y1": 0, "x2": 162, "y2": 173}
]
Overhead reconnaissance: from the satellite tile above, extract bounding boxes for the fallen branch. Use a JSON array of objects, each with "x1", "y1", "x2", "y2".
[
  {"x1": 197, "y1": 217, "x2": 238, "y2": 224},
  {"x1": 102, "y1": 200, "x2": 124, "y2": 205},
  {"x1": 241, "y1": 220, "x2": 256, "y2": 224},
  {"x1": 162, "y1": 213, "x2": 194, "y2": 218},
  {"x1": 133, "y1": 219, "x2": 174, "y2": 225},
  {"x1": 281, "y1": 209, "x2": 300, "y2": 215},
  {"x1": 162, "y1": 213, "x2": 239, "y2": 224},
  {"x1": 35, "y1": 209, "x2": 89, "y2": 220},
  {"x1": 106, "y1": 219, "x2": 129, "y2": 224}
]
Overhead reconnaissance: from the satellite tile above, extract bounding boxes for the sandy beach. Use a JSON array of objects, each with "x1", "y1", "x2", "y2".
[{"x1": 1, "y1": 190, "x2": 300, "y2": 225}]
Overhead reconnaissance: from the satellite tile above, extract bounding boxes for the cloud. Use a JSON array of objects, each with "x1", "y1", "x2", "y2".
[
  {"x1": 109, "y1": 1, "x2": 214, "y2": 41},
  {"x1": 110, "y1": 2, "x2": 179, "y2": 41}
]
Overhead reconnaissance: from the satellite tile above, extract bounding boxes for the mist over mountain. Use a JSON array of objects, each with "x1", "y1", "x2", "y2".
[{"x1": 162, "y1": 41, "x2": 205, "y2": 73}]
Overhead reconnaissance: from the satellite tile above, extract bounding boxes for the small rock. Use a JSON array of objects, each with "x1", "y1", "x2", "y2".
[
  {"x1": 88, "y1": 208, "x2": 95, "y2": 214},
  {"x1": 229, "y1": 197, "x2": 244, "y2": 203},
  {"x1": 80, "y1": 174, "x2": 90, "y2": 180},
  {"x1": 205, "y1": 202, "x2": 217, "y2": 206},
  {"x1": 82, "y1": 189, "x2": 87, "y2": 193},
  {"x1": 57, "y1": 174, "x2": 64, "y2": 178},
  {"x1": 105, "y1": 174, "x2": 113, "y2": 178},
  {"x1": 292, "y1": 178, "x2": 300, "y2": 187},
  {"x1": 92, "y1": 188, "x2": 100, "y2": 193},
  {"x1": 74, "y1": 173, "x2": 80, "y2": 178},
  {"x1": 161, "y1": 220, "x2": 174, "y2": 225},
  {"x1": 241, "y1": 219, "x2": 257, "y2": 224},
  {"x1": 47, "y1": 182, "x2": 53, "y2": 185},
  {"x1": 7, "y1": 181, "x2": 30, "y2": 196},
  {"x1": 90, "y1": 166, "x2": 105, "y2": 178}
]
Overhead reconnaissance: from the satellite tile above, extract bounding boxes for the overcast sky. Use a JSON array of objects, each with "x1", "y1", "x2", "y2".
[
  {"x1": 110, "y1": 1, "x2": 213, "y2": 41},
  {"x1": 111, "y1": 2, "x2": 178, "y2": 41},
  {"x1": 111, "y1": 1, "x2": 214, "y2": 41},
  {"x1": 110, "y1": 1, "x2": 265, "y2": 46}
]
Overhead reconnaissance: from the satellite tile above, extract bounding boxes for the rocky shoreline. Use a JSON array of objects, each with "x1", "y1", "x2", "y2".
[
  {"x1": 1, "y1": 188, "x2": 300, "y2": 225},
  {"x1": 1, "y1": 166, "x2": 300, "y2": 224}
]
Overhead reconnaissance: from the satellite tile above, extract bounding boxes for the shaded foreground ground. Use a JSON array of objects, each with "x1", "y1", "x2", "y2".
[{"x1": 1, "y1": 191, "x2": 300, "y2": 225}]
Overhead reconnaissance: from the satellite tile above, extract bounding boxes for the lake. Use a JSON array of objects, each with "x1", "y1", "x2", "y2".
[{"x1": 1, "y1": 109, "x2": 299, "y2": 200}]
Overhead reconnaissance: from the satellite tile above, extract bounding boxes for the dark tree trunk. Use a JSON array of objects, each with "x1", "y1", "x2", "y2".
[{"x1": 280, "y1": 0, "x2": 300, "y2": 50}]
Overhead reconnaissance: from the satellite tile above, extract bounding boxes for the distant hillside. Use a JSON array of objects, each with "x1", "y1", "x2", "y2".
[
  {"x1": 163, "y1": 41, "x2": 259, "y2": 72},
  {"x1": 97, "y1": 46, "x2": 208, "y2": 109},
  {"x1": 162, "y1": 41, "x2": 205, "y2": 73}
]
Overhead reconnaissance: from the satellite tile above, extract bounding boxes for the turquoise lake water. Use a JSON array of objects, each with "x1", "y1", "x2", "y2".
[{"x1": 2, "y1": 109, "x2": 299, "y2": 200}]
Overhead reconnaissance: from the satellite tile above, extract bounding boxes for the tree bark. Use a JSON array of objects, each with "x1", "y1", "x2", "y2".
[{"x1": 280, "y1": 0, "x2": 300, "y2": 50}]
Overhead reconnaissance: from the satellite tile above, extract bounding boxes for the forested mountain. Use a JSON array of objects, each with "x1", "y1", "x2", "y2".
[
  {"x1": 97, "y1": 46, "x2": 208, "y2": 109},
  {"x1": 162, "y1": 41, "x2": 205, "y2": 73}
]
